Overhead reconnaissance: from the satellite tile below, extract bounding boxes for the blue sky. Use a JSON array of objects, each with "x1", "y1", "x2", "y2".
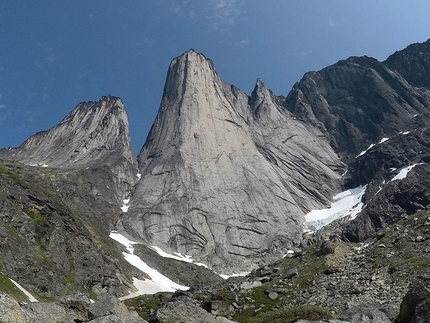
[{"x1": 1, "y1": 1, "x2": 430, "y2": 154}]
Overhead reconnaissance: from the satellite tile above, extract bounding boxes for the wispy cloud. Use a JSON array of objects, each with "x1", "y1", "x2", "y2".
[
  {"x1": 328, "y1": 16, "x2": 342, "y2": 27},
  {"x1": 36, "y1": 41, "x2": 60, "y2": 64},
  {"x1": 209, "y1": 0, "x2": 243, "y2": 30},
  {"x1": 171, "y1": 0, "x2": 196, "y2": 19},
  {"x1": 170, "y1": 1, "x2": 243, "y2": 30},
  {"x1": 235, "y1": 39, "x2": 250, "y2": 47}
]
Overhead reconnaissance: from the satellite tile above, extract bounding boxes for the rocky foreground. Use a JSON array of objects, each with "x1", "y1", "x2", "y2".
[{"x1": 2, "y1": 207, "x2": 430, "y2": 323}]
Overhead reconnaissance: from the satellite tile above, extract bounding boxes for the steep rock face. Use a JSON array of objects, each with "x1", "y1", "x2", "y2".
[
  {"x1": 384, "y1": 39, "x2": 430, "y2": 89},
  {"x1": 341, "y1": 129, "x2": 430, "y2": 242},
  {"x1": 121, "y1": 50, "x2": 344, "y2": 273},
  {"x1": 0, "y1": 95, "x2": 138, "y2": 198},
  {"x1": 0, "y1": 160, "x2": 141, "y2": 298},
  {"x1": 285, "y1": 55, "x2": 430, "y2": 160}
]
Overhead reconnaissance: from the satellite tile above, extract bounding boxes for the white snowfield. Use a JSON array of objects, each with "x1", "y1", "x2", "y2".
[
  {"x1": 305, "y1": 163, "x2": 427, "y2": 232},
  {"x1": 151, "y1": 246, "x2": 208, "y2": 268},
  {"x1": 109, "y1": 231, "x2": 189, "y2": 299},
  {"x1": 9, "y1": 277, "x2": 38, "y2": 302},
  {"x1": 304, "y1": 185, "x2": 367, "y2": 232},
  {"x1": 390, "y1": 163, "x2": 425, "y2": 182}
]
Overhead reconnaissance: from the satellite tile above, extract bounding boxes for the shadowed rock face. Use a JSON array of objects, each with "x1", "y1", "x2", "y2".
[
  {"x1": 285, "y1": 55, "x2": 430, "y2": 161},
  {"x1": 121, "y1": 50, "x2": 344, "y2": 273}
]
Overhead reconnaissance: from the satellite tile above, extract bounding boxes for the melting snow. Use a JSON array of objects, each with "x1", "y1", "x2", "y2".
[
  {"x1": 356, "y1": 138, "x2": 389, "y2": 158},
  {"x1": 219, "y1": 272, "x2": 250, "y2": 280},
  {"x1": 282, "y1": 250, "x2": 295, "y2": 258},
  {"x1": 9, "y1": 278, "x2": 38, "y2": 302},
  {"x1": 390, "y1": 163, "x2": 424, "y2": 182},
  {"x1": 152, "y1": 246, "x2": 251, "y2": 279},
  {"x1": 120, "y1": 198, "x2": 130, "y2": 212},
  {"x1": 305, "y1": 185, "x2": 367, "y2": 232},
  {"x1": 356, "y1": 144, "x2": 375, "y2": 158},
  {"x1": 109, "y1": 231, "x2": 189, "y2": 298},
  {"x1": 379, "y1": 138, "x2": 389, "y2": 144},
  {"x1": 151, "y1": 246, "x2": 208, "y2": 268}
]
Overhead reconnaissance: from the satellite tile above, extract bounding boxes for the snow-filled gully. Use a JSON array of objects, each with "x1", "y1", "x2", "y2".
[
  {"x1": 109, "y1": 232, "x2": 189, "y2": 299},
  {"x1": 304, "y1": 162, "x2": 426, "y2": 232}
]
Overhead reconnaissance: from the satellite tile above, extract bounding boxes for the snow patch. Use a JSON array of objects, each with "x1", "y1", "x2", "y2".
[
  {"x1": 356, "y1": 138, "x2": 389, "y2": 158},
  {"x1": 356, "y1": 144, "x2": 375, "y2": 158},
  {"x1": 390, "y1": 163, "x2": 424, "y2": 182},
  {"x1": 9, "y1": 278, "x2": 38, "y2": 302},
  {"x1": 121, "y1": 198, "x2": 130, "y2": 212},
  {"x1": 219, "y1": 272, "x2": 250, "y2": 280},
  {"x1": 151, "y1": 246, "x2": 208, "y2": 268},
  {"x1": 354, "y1": 243, "x2": 370, "y2": 252},
  {"x1": 109, "y1": 232, "x2": 189, "y2": 297},
  {"x1": 305, "y1": 185, "x2": 367, "y2": 232},
  {"x1": 400, "y1": 131, "x2": 410, "y2": 135},
  {"x1": 283, "y1": 250, "x2": 295, "y2": 258},
  {"x1": 379, "y1": 137, "x2": 389, "y2": 144},
  {"x1": 137, "y1": 173, "x2": 142, "y2": 180}
]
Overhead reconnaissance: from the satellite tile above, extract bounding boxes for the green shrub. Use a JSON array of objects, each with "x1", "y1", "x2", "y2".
[{"x1": 0, "y1": 272, "x2": 37, "y2": 303}]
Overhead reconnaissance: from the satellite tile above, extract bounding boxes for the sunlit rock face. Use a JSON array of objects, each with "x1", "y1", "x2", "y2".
[
  {"x1": 121, "y1": 50, "x2": 344, "y2": 273},
  {"x1": 0, "y1": 95, "x2": 138, "y2": 196}
]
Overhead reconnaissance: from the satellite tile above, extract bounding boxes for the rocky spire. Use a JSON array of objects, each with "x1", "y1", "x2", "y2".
[
  {"x1": 121, "y1": 50, "x2": 344, "y2": 273},
  {"x1": 0, "y1": 95, "x2": 138, "y2": 196}
]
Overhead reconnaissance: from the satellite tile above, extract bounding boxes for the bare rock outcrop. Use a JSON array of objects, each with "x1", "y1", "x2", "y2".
[
  {"x1": 285, "y1": 55, "x2": 430, "y2": 160},
  {"x1": 0, "y1": 95, "x2": 138, "y2": 197},
  {"x1": 121, "y1": 50, "x2": 344, "y2": 273}
]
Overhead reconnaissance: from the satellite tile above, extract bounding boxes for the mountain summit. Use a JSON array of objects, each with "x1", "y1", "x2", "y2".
[
  {"x1": 120, "y1": 50, "x2": 344, "y2": 273},
  {"x1": 0, "y1": 95, "x2": 138, "y2": 196}
]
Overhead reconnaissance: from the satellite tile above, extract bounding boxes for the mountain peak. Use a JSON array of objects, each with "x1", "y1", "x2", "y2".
[
  {"x1": 125, "y1": 51, "x2": 343, "y2": 273},
  {"x1": 0, "y1": 95, "x2": 135, "y2": 169},
  {"x1": 163, "y1": 50, "x2": 217, "y2": 97}
]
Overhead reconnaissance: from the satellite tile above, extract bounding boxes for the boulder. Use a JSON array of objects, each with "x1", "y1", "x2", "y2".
[
  {"x1": 320, "y1": 241, "x2": 336, "y2": 255},
  {"x1": 88, "y1": 314, "x2": 148, "y2": 323},
  {"x1": 411, "y1": 298, "x2": 430, "y2": 323},
  {"x1": 89, "y1": 292, "x2": 129, "y2": 319},
  {"x1": 395, "y1": 284, "x2": 430, "y2": 323},
  {"x1": 0, "y1": 292, "x2": 30, "y2": 323},
  {"x1": 155, "y1": 296, "x2": 236, "y2": 323}
]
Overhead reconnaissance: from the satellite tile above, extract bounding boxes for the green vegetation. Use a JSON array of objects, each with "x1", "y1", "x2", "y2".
[
  {"x1": 63, "y1": 271, "x2": 78, "y2": 293},
  {"x1": 124, "y1": 293, "x2": 170, "y2": 318},
  {"x1": 24, "y1": 209, "x2": 48, "y2": 226},
  {"x1": 32, "y1": 291, "x2": 55, "y2": 302},
  {"x1": 369, "y1": 209, "x2": 430, "y2": 275},
  {"x1": 0, "y1": 161, "x2": 6, "y2": 174},
  {"x1": 0, "y1": 272, "x2": 37, "y2": 303},
  {"x1": 235, "y1": 305, "x2": 333, "y2": 323},
  {"x1": 88, "y1": 289, "x2": 98, "y2": 301}
]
